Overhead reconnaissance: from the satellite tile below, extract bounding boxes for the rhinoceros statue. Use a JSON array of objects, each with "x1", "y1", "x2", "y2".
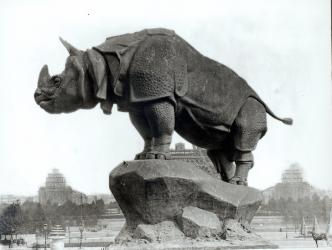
[{"x1": 34, "y1": 28, "x2": 292, "y2": 186}]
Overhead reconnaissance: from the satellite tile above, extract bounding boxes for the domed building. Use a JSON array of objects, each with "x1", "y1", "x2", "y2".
[
  {"x1": 263, "y1": 163, "x2": 314, "y2": 202},
  {"x1": 38, "y1": 169, "x2": 86, "y2": 206},
  {"x1": 281, "y1": 163, "x2": 305, "y2": 183}
]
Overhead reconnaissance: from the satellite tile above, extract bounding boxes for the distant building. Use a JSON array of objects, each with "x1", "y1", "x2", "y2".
[
  {"x1": 170, "y1": 142, "x2": 219, "y2": 178},
  {"x1": 274, "y1": 164, "x2": 313, "y2": 200},
  {"x1": 281, "y1": 163, "x2": 306, "y2": 183},
  {"x1": 38, "y1": 169, "x2": 87, "y2": 206},
  {"x1": 262, "y1": 163, "x2": 314, "y2": 203},
  {"x1": 262, "y1": 186, "x2": 275, "y2": 204},
  {"x1": 0, "y1": 194, "x2": 37, "y2": 205}
]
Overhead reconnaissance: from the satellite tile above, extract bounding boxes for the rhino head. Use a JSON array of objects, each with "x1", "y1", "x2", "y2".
[{"x1": 34, "y1": 38, "x2": 98, "y2": 114}]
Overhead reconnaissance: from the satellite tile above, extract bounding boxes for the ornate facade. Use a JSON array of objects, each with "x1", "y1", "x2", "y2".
[
  {"x1": 38, "y1": 169, "x2": 86, "y2": 206},
  {"x1": 263, "y1": 163, "x2": 314, "y2": 202}
]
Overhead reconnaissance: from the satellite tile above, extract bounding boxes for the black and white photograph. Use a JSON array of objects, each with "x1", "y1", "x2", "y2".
[{"x1": 0, "y1": 0, "x2": 331, "y2": 249}]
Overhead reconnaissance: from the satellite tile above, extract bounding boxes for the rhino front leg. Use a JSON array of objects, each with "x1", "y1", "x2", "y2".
[
  {"x1": 129, "y1": 112, "x2": 153, "y2": 159},
  {"x1": 143, "y1": 100, "x2": 175, "y2": 160},
  {"x1": 207, "y1": 149, "x2": 235, "y2": 182}
]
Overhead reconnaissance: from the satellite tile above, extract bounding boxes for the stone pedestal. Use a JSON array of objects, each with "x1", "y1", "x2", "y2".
[
  {"x1": 49, "y1": 225, "x2": 66, "y2": 250},
  {"x1": 109, "y1": 160, "x2": 276, "y2": 249}
]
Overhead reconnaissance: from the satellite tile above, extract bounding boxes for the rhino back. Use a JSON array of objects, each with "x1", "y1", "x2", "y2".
[
  {"x1": 127, "y1": 33, "x2": 207, "y2": 103},
  {"x1": 179, "y1": 45, "x2": 259, "y2": 128},
  {"x1": 127, "y1": 32, "x2": 260, "y2": 128}
]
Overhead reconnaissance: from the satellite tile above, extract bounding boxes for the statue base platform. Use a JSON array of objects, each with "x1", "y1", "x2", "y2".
[{"x1": 109, "y1": 160, "x2": 274, "y2": 248}]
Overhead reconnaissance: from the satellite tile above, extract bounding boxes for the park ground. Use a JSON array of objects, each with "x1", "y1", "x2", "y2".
[{"x1": 1, "y1": 218, "x2": 331, "y2": 249}]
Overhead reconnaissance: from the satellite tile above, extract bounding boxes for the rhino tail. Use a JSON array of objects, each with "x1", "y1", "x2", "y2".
[
  {"x1": 251, "y1": 96, "x2": 293, "y2": 125},
  {"x1": 269, "y1": 113, "x2": 293, "y2": 125}
]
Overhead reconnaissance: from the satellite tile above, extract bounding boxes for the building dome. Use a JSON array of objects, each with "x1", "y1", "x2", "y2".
[
  {"x1": 269, "y1": 163, "x2": 313, "y2": 201},
  {"x1": 281, "y1": 163, "x2": 304, "y2": 183},
  {"x1": 39, "y1": 168, "x2": 86, "y2": 206},
  {"x1": 45, "y1": 168, "x2": 66, "y2": 189}
]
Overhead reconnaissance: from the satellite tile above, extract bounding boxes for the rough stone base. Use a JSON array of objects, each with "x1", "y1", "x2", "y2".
[
  {"x1": 113, "y1": 217, "x2": 277, "y2": 249},
  {"x1": 109, "y1": 160, "x2": 263, "y2": 229},
  {"x1": 109, "y1": 160, "x2": 272, "y2": 248}
]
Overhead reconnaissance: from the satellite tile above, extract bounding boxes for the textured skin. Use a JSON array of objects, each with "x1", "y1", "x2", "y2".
[
  {"x1": 144, "y1": 101, "x2": 175, "y2": 158},
  {"x1": 129, "y1": 36, "x2": 176, "y2": 102},
  {"x1": 35, "y1": 28, "x2": 291, "y2": 186},
  {"x1": 233, "y1": 98, "x2": 267, "y2": 152},
  {"x1": 125, "y1": 33, "x2": 269, "y2": 184}
]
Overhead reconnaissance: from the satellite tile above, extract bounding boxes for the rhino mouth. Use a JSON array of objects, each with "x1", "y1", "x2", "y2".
[
  {"x1": 35, "y1": 92, "x2": 50, "y2": 103},
  {"x1": 38, "y1": 97, "x2": 54, "y2": 107},
  {"x1": 34, "y1": 92, "x2": 55, "y2": 111},
  {"x1": 34, "y1": 88, "x2": 53, "y2": 103},
  {"x1": 34, "y1": 86, "x2": 58, "y2": 114}
]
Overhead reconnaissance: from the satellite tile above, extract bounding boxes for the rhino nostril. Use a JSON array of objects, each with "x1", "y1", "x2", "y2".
[
  {"x1": 35, "y1": 88, "x2": 42, "y2": 95},
  {"x1": 37, "y1": 87, "x2": 54, "y2": 97},
  {"x1": 34, "y1": 91, "x2": 41, "y2": 99}
]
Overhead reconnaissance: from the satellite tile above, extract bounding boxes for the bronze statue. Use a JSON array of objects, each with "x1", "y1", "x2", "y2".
[{"x1": 34, "y1": 28, "x2": 292, "y2": 186}]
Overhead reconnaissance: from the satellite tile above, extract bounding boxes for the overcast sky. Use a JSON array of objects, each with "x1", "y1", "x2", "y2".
[{"x1": 0, "y1": 0, "x2": 331, "y2": 196}]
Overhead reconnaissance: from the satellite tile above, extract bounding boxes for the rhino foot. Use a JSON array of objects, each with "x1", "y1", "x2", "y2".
[{"x1": 135, "y1": 152, "x2": 148, "y2": 160}]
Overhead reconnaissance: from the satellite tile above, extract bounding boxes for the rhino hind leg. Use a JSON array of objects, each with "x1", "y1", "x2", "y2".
[
  {"x1": 229, "y1": 152, "x2": 254, "y2": 186},
  {"x1": 229, "y1": 98, "x2": 267, "y2": 185}
]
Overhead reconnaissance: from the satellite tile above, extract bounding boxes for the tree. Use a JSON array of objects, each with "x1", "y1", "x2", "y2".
[
  {"x1": 0, "y1": 201, "x2": 24, "y2": 237},
  {"x1": 21, "y1": 201, "x2": 46, "y2": 233},
  {"x1": 321, "y1": 196, "x2": 329, "y2": 221},
  {"x1": 267, "y1": 198, "x2": 277, "y2": 211},
  {"x1": 56, "y1": 200, "x2": 79, "y2": 217},
  {"x1": 95, "y1": 199, "x2": 105, "y2": 216}
]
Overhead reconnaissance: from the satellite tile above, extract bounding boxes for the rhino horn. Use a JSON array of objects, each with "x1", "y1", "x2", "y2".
[
  {"x1": 38, "y1": 64, "x2": 51, "y2": 88},
  {"x1": 59, "y1": 37, "x2": 81, "y2": 56}
]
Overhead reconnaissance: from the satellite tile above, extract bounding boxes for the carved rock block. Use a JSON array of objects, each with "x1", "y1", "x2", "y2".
[
  {"x1": 177, "y1": 206, "x2": 222, "y2": 238},
  {"x1": 133, "y1": 221, "x2": 185, "y2": 242},
  {"x1": 110, "y1": 160, "x2": 262, "y2": 243},
  {"x1": 110, "y1": 160, "x2": 262, "y2": 227}
]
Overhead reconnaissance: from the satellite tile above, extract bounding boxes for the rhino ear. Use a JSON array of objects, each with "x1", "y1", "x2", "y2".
[
  {"x1": 59, "y1": 37, "x2": 81, "y2": 56},
  {"x1": 87, "y1": 49, "x2": 108, "y2": 100},
  {"x1": 70, "y1": 57, "x2": 89, "y2": 101}
]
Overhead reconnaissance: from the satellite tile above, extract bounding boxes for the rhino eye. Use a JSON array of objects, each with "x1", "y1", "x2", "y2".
[{"x1": 53, "y1": 76, "x2": 62, "y2": 87}]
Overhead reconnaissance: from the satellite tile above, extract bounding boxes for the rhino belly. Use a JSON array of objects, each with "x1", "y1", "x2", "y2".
[{"x1": 174, "y1": 104, "x2": 230, "y2": 149}]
